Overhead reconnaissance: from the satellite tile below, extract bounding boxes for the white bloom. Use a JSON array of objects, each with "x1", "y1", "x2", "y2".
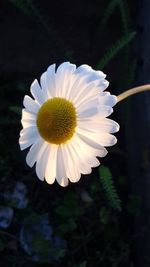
[{"x1": 19, "y1": 62, "x2": 119, "y2": 187}]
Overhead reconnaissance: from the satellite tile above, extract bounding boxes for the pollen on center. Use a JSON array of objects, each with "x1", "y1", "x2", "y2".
[{"x1": 36, "y1": 97, "x2": 77, "y2": 144}]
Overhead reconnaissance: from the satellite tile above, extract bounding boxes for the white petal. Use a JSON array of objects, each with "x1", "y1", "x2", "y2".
[
  {"x1": 97, "y1": 105, "x2": 113, "y2": 118},
  {"x1": 21, "y1": 119, "x2": 36, "y2": 128},
  {"x1": 67, "y1": 73, "x2": 90, "y2": 101},
  {"x1": 75, "y1": 65, "x2": 109, "y2": 92},
  {"x1": 76, "y1": 132, "x2": 108, "y2": 157},
  {"x1": 21, "y1": 109, "x2": 36, "y2": 128},
  {"x1": 75, "y1": 64, "x2": 106, "y2": 81},
  {"x1": 99, "y1": 118, "x2": 120, "y2": 133},
  {"x1": 78, "y1": 118, "x2": 119, "y2": 134},
  {"x1": 75, "y1": 64, "x2": 92, "y2": 74},
  {"x1": 69, "y1": 140, "x2": 92, "y2": 175},
  {"x1": 20, "y1": 126, "x2": 38, "y2": 138},
  {"x1": 56, "y1": 146, "x2": 68, "y2": 187},
  {"x1": 88, "y1": 157, "x2": 100, "y2": 168},
  {"x1": 99, "y1": 92, "x2": 117, "y2": 107},
  {"x1": 76, "y1": 133, "x2": 108, "y2": 158},
  {"x1": 63, "y1": 144, "x2": 81, "y2": 183},
  {"x1": 26, "y1": 138, "x2": 44, "y2": 167},
  {"x1": 55, "y1": 62, "x2": 76, "y2": 98},
  {"x1": 30, "y1": 79, "x2": 45, "y2": 105},
  {"x1": 77, "y1": 105, "x2": 113, "y2": 120},
  {"x1": 23, "y1": 95, "x2": 40, "y2": 114},
  {"x1": 78, "y1": 121, "x2": 102, "y2": 133},
  {"x1": 75, "y1": 87, "x2": 99, "y2": 109},
  {"x1": 77, "y1": 128, "x2": 117, "y2": 147},
  {"x1": 40, "y1": 72, "x2": 50, "y2": 100},
  {"x1": 72, "y1": 134, "x2": 106, "y2": 163},
  {"x1": 46, "y1": 64, "x2": 56, "y2": 97},
  {"x1": 99, "y1": 133, "x2": 117, "y2": 147},
  {"x1": 76, "y1": 98, "x2": 99, "y2": 114},
  {"x1": 78, "y1": 106, "x2": 98, "y2": 118},
  {"x1": 22, "y1": 109, "x2": 36, "y2": 121},
  {"x1": 98, "y1": 79, "x2": 109, "y2": 91},
  {"x1": 70, "y1": 77, "x2": 99, "y2": 107},
  {"x1": 45, "y1": 145, "x2": 58, "y2": 184},
  {"x1": 35, "y1": 143, "x2": 48, "y2": 181},
  {"x1": 19, "y1": 126, "x2": 39, "y2": 150}
]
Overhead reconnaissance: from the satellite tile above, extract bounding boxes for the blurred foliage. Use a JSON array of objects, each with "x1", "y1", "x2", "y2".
[
  {"x1": 96, "y1": 31, "x2": 135, "y2": 69},
  {"x1": 0, "y1": 0, "x2": 137, "y2": 266},
  {"x1": 99, "y1": 166, "x2": 121, "y2": 211},
  {"x1": 8, "y1": 0, "x2": 69, "y2": 57}
]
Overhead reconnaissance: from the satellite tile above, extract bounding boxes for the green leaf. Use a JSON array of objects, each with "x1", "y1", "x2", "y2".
[
  {"x1": 99, "y1": 0, "x2": 120, "y2": 31},
  {"x1": 118, "y1": 0, "x2": 131, "y2": 34},
  {"x1": 99, "y1": 166, "x2": 121, "y2": 211},
  {"x1": 96, "y1": 31, "x2": 136, "y2": 69}
]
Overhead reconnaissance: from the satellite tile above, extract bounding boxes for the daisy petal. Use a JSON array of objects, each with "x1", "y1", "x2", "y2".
[
  {"x1": 56, "y1": 62, "x2": 76, "y2": 98},
  {"x1": 30, "y1": 79, "x2": 45, "y2": 105},
  {"x1": 22, "y1": 109, "x2": 36, "y2": 121},
  {"x1": 73, "y1": 133, "x2": 107, "y2": 159},
  {"x1": 19, "y1": 126, "x2": 39, "y2": 150},
  {"x1": 46, "y1": 64, "x2": 56, "y2": 97},
  {"x1": 23, "y1": 95, "x2": 40, "y2": 114},
  {"x1": 77, "y1": 98, "x2": 99, "y2": 114},
  {"x1": 78, "y1": 121, "x2": 101, "y2": 133},
  {"x1": 75, "y1": 64, "x2": 106, "y2": 81},
  {"x1": 35, "y1": 143, "x2": 48, "y2": 181},
  {"x1": 99, "y1": 133, "x2": 117, "y2": 147},
  {"x1": 63, "y1": 144, "x2": 81, "y2": 183},
  {"x1": 21, "y1": 109, "x2": 36, "y2": 128},
  {"x1": 77, "y1": 132, "x2": 103, "y2": 151},
  {"x1": 69, "y1": 141, "x2": 91, "y2": 174},
  {"x1": 69, "y1": 140, "x2": 92, "y2": 175},
  {"x1": 98, "y1": 79, "x2": 109, "y2": 91},
  {"x1": 98, "y1": 105, "x2": 113, "y2": 118},
  {"x1": 26, "y1": 138, "x2": 44, "y2": 167},
  {"x1": 99, "y1": 92, "x2": 117, "y2": 107},
  {"x1": 45, "y1": 145, "x2": 58, "y2": 185},
  {"x1": 99, "y1": 118, "x2": 120, "y2": 133},
  {"x1": 77, "y1": 128, "x2": 117, "y2": 147},
  {"x1": 80, "y1": 137, "x2": 107, "y2": 158},
  {"x1": 78, "y1": 106, "x2": 98, "y2": 118},
  {"x1": 74, "y1": 135, "x2": 107, "y2": 167},
  {"x1": 40, "y1": 72, "x2": 50, "y2": 100},
  {"x1": 73, "y1": 82, "x2": 99, "y2": 108},
  {"x1": 78, "y1": 118, "x2": 119, "y2": 134},
  {"x1": 56, "y1": 146, "x2": 68, "y2": 187}
]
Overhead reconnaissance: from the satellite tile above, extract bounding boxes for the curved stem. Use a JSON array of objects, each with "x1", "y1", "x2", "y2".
[{"x1": 117, "y1": 84, "x2": 150, "y2": 103}]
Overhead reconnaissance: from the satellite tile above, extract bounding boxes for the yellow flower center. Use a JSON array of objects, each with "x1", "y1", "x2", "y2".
[{"x1": 36, "y1": 97, "x2": 77, "y2": 144}]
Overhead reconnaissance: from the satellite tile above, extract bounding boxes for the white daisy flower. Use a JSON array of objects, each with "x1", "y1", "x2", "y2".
[{"x1": 19, "y1": 62, "x2": 119, "y2": 187}]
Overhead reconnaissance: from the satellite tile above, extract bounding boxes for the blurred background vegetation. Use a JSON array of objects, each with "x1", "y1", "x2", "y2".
[{"x1": 0, "y1": 0, "x2": 148, "y2": 266}]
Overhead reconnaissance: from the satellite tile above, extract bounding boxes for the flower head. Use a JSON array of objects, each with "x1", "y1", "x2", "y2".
[{"x1": 19, "y1": 62, "x2": 119, "y2": 186}]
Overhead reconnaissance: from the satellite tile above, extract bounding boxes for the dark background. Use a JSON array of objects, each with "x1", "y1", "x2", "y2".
[{"x1": 0, "y1": 0, "x2": 150, "y2": 267}]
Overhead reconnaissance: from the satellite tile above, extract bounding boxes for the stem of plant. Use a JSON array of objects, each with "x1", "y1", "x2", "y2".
[{"x1": 117, "y1": 84, "x2": 150, "y2": 103}]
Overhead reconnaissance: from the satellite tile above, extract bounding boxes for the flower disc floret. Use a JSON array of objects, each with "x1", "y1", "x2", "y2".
[{"x1": 36, "y1": 97, "x2": 77, "y2": 144}]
